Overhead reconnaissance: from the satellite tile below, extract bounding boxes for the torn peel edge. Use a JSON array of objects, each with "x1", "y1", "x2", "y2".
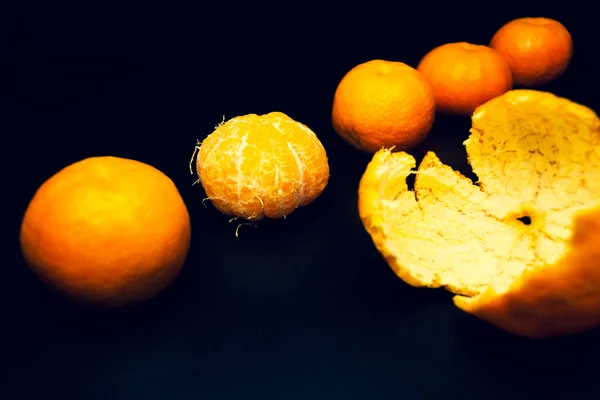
[
  {"x1": 452, "y1": 204, "x2": 600, "y2": 339},
  {"x1": 358, "y1": 148, "x2": 600, "y2": 338},
  {"x1": 357, "y1": 148, "x2": 448, "y2": 290},
  {"x1": 358, "y1": 148, "x2": 527, "y2": 295}
]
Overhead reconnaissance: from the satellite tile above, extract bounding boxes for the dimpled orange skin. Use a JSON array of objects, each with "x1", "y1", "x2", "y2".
[
  {"x1": 417, "y1": 42, "x2": 513, "y2": 116},
  {"x1": 19, "y1": 156, "x2": 192, "y2": 308},
  {"x1": 195, "y1": 112, "x2": 330, "y2": 221},
  {"x1": 490, "y1": 17, "x2": 573, "y2": 87},
  {"x1": 331, "y1": 59, "x2": 436, "y2": 153}
]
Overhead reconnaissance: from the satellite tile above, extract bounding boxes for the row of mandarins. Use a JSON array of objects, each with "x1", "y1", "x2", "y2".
[
  {"x1": 18, "y1": 17, "x2": 575, "y2": 323},
  {"x1": 331, "y1": 17, "x2": 574, "y2": 153}
]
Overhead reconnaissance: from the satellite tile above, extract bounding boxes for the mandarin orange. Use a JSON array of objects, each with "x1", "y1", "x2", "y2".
[
  {"x1": 417, "y1": 42, "x2": 513, "y2": 116},
  {"x1": 331, "y1": 59, "x2": 435, "y2": 153},
  {"x1": 490, "y1": 17, "x2": 573, "y2": 86},
  {"x1": 191, "y1": 112, "x2": 329, "y2": 225},
  {"x1": 20, "y1": 156, "x2": 191, "y2": 308}
]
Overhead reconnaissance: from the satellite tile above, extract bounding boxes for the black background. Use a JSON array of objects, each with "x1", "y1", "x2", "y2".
[{"x1": 3, "y1": 1, "x2": 600, "y2": 399}]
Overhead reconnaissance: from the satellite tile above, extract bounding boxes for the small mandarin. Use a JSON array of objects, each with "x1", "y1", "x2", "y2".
[
  {"x1": 417, "y1": 42, "x2": 513, "y2": 116},
  {"x1": 331, "y1": 59, "x2": 436, "y2": 153},
  {"x1": 19, "y1": 156, "x2": 191, "y2": 308},
  {"x1": 490, "y1": 17, "x2": 573, "y2": 86},
  {"x1": 192, "y1": 112, "x2": 329, "y2": 222}
]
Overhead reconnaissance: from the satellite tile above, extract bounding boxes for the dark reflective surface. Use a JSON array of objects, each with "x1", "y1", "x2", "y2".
[{"x1": 4, "y1": 3, "x2": 600, "y2": 399}]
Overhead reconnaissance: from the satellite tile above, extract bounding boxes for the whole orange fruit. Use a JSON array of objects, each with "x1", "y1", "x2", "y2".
[
  {"x1": 417, "y1": 42, "x2": 513, "y2": 116},
  {"x1": 191, "y1": 112, "x2": 329, "y2": 222},
  {"x1": 490, "y1": 17, "x2": 573, "y2": 86},
  {"x1": 20, "y1": 156, "x2": 192, "y2": 308},
  {"x1": 331, "y1": 59, "x2": 436, "y2": 153}
]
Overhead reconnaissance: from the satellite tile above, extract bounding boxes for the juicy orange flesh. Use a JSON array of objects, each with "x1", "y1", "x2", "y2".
[
  {"x1": 196, "y1": 112, "x2": 329, "y2": 220},
  {"x1": 362, "y1": 90, "x2": 600, "y2": 298}
]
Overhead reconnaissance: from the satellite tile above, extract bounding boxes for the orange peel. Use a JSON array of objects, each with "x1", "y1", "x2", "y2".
[{"x1": 358, "y1": 89, "x2": 600, "y2": 338}]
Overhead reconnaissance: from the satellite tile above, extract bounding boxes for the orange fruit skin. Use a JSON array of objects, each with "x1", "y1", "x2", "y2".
[
  {"x1": 490, "y1": 17, "x2": 573, "y2": 87},
  {"x1": 357, "y1": 89, "x2": 600, "y2": 339},
  {"x1": 417, "y1": 42, "x2": 513, "y2": 116},
  {"x1": 195, "y1": 112, "x2": 330, "y2": 221},
  {"x1": 455, "y1": 206, "x2": 600, "y2": 339},
  {"x1": 332, "y1": 59, "x2": 436, "y2": 153},
  {"x1": 19, "y1": 156, "x2": 192, "y2": 308}
]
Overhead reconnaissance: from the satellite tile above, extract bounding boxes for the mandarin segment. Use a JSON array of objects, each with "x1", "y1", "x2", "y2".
[
  {"x1": 331, "y1": 59, "x2": 435, "y2": 153},
  {"x1": 358, "y1": 89, "x2": 600, "y2": 338},
  {"x1": 490, "y1": 17, "x2": 573, "y2": 86},
  {"x1": 194, "y1": 112, "x2": 329, "y2": 221},
  {"x1": 19, "y1": 156, "x2": 192, "y2": 308},
  {"x1": 417, "y1": 42, "x2": 513, "y2": 116}
]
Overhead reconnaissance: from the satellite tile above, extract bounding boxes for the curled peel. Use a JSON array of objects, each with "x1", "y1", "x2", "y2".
[{"x1": 358, "y1": 89, "x2": 600, "y2": 338}]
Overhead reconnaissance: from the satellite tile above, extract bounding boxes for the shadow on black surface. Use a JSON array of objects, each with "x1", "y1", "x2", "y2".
[{"x1": 454, "y1": 311, "x2": 600, "y2": 394}]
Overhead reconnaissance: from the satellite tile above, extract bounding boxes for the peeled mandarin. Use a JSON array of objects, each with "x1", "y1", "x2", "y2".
[{"x1": 192, "y1": 112, "x2": 330, "y2": 221}]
